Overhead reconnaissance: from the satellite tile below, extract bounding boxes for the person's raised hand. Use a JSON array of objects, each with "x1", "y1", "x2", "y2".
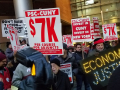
[{"x1": 14, "y1": 50, "x2": 17, "y2": 56}]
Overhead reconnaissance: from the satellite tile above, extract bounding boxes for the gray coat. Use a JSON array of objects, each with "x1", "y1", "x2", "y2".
[
  {"x1": 12, "y1": 64, "x2": 31, "y2": 87},
  {"x1": 55, "y1": 52, "x2": 78, "y2": 75},
  {"x1": 88, "y1": 49, "x2": 106, "y2": 57},
  {"x1": 5, "y1": 48, "x2": 14, "y2": 62}
]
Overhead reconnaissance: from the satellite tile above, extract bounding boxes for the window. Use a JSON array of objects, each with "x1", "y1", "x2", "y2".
[
  {"x1": 103, "y1": 11, "x2": 118, "y2": 20},
  {"x1": 71, "y1": 4, "x2": 77, "y2": 10},
  {"x1": 72, "y1": 11, "x2": 78, "y2": 17},
  {"x1": 101, "y1": 4, "x2": 117, "y2": 12},
  {"x1": 70, "y1": 0, "x2": 76, "y2": 3}
]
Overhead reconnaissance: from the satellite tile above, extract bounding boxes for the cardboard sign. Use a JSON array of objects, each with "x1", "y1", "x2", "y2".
[
  {"x1": 25, "y1": 8, "x2": 63, "y2": 55},
  {"x1": 7, "y1": 25, "x2": 27, "y2": 51},
  {"x1": 102, "y1": 23, "x2": 118, "y2": 41},
  {"x1": 63, "y1": 35, "x2": 73, "y2": 47},
  {"x1": 60, "y1": 63, "x2": 73, "y2": 84},
  {"x1": 91, "y1": 23, "x2": 94, "y2": 40},
  {"x1": 80, "y1": 45, "x2": 120, "y2": 90},
  {"x1": 1, "y1": 19, "x2": 25, "y2": 37},
  {"x1": 72, "y1": 18, "x2": 92, "y2": 42},
  {"x1": 93, "y1": 17, "x2": 101, "y2": 39}
]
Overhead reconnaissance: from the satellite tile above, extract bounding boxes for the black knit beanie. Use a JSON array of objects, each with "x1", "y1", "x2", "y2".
[
  {"x1": 6, "y1": 42, "x2": 11, "y2": 48},
  {"x1": 50, "y1": 58, "x2": 60, "y2": 67},
  {"x1": 63, "y1": 43, "x2": 67, "y2": 50}
]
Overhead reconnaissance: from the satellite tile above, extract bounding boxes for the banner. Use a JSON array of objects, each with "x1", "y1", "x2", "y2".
[
  {"x1": 72, "y1": 18, "x2": 92, "y2": 42},
  {"x1": 93, "y1": 17, "x2": 101, "y2": 38},
  {"x1": 1, "y1": 19, "x2": 25, "y2": 37},
  {"x1": 80, "y1": 45, "x2": 120, "y2": 90},
  {"x1": 25, "y1": 8, "x2": 63, "y2": 55},
  {"x1": 63, "y1": 35, "x2": 73, "y2": 47},
  {"x1": 60, "y1": 63, "x2": 73, "y2": 84},
  {"x1": 7, "y1": 25, "x2": 27, "y2": 51},
  {"x1": 91, "y1": 23, "x2": 94, "y2": 40},
  {"x1": 102, "y1": 23, "x2": 118, "y2": 41}
]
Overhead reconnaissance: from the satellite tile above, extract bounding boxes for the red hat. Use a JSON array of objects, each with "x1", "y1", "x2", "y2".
[
  {"x1": 0, "y1": 53, "x2": 6, "y2": 62},
  {"x1": 94, "y1": 38, "x2": 104, "y2": 45}
]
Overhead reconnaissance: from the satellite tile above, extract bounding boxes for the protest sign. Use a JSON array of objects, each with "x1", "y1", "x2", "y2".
[
  {"x1": 102, "y1": 23, "x2": 118, "y2": 41},
  {"x1": 72, "y1": 18, "x2": 92, "y2": 42},
  {"x1": 1, "y1": 19, "x2": 25, "y2": 37},
  {"x1": 7, "y1": 25, "x2": 27, "y2": 51},
  {"x1": 63, "y1": 35, "x2": 73, "y2": 47},
  {"x1": 80, "y1": 44, "x2": 120, "y2": 90},
  {"x1": 93, "y1": 17, "x2": 101, "y2": 39},
  {"x1": 91, "y1": 23, "x2": 94, "y2": 40},
  {"x1": 25, "y1": 8, "x2": 63, "y2": 55},
  {"x1": 60, "y1": 63, "x2": 73, "y2": 84}
]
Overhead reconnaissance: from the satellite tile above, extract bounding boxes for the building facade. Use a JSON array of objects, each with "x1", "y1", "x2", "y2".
[
  {"x1": 70, "y1": 0, "x2": 120, "y2": 37},
  {"x1": 0, "y1": 0, "x2": 72, "y2": 51}
]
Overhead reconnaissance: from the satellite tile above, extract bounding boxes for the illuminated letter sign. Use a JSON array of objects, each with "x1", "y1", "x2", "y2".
[{"x1": 80, "y1": 44, "x2": 120, "y2": 90}]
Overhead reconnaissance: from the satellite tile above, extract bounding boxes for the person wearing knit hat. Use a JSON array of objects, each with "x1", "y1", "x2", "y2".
[
  {"x1": 5, "y1": 42, "x2": 18, "y2": 79},
  {"x1": 54, "y1": 43, "x2": 78, "y2": 90},
  {"x1": 50, "y1": 58, "x2": 71, "y2": 90},
  {"x1": 88, "y1": 38, "x2": 105, "y2": 57},
  {"x1": 63, "y1": 43, "x2": 67, "y2": 50},
  {"x1": 0, "y1": 53, "x2": 11, "y2": 90},
  {"x1": 68, "y1": 46, "x2": 74, "y2": 53},
  {"x1": 0, "y1": 53, "x2": 7, "y2": 68},
  {"x1": 5, "y1": 42, "x2": 14, "y2": 62}
]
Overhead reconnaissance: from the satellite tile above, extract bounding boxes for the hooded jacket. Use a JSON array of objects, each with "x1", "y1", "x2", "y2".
[{"x1": 12, "y1": 63, "x2": 31, "y2": 87}]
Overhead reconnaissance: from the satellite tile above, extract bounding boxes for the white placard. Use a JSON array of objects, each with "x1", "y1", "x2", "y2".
[
  {"x1": 63, "y1": 35, "x2": 73, "y2": 47},
  {"x1": 7, "y1": 25, "x2": 27, "y2": 51},
  {"x1": 1, "y1": 19, "x2": 25, "y2": 37},
  {"x1": 25, "y1": 8, "x2": 63, "y2": 55},
  {"x1": 102, "y1": 23, "x2": 118, "y2": 41},
  {"x1": 60, "y1": 63, "x2": 73, "y2": 84}
]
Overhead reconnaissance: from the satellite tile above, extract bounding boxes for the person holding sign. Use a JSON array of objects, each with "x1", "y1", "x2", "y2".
[
  {"x1": 73, "y1": 44, "x2": 90, "y2": 90},
  {"x1": 51, "y1": 58, "x2": 71, "y2": 90},
  {"x1": 55, "y1": 43, "x2": 78, "y2": 90},
  {"x1": 88, "y1": 38, "x2": 105, "y2": 57}
]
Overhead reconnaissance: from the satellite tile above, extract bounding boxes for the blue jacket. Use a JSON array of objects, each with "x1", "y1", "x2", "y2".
[
  {"x1": 73, "y1": 51, "x2": 87, "y2": 61},
  {"x1": 73, "y1": 51, "x2": 87, "y2": 74},
  {"x1": 0, "y1": 82, "x2": 3, "y2": 90}
]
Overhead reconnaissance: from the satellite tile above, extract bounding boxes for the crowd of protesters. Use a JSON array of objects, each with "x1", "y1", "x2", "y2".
[{"x1": 0, "y1": 38, "x2": 120, "y2": 90}]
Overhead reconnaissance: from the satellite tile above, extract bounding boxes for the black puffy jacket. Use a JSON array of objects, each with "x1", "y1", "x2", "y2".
[{"x1": 16, "y1": 47, "x2": 53, "y2": 90}]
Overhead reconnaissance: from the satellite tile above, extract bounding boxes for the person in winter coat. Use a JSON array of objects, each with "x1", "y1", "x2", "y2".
[
  {"x1": 21, "y1": 38, "x2": 29, "y2": 46},
  {"x1": 12, "y1": 63, "x2": 31, "y2": 87},
  {"x1": 5, "y1": 42, "x2": 18, "y2": 78},
  {"x1": 55, "y1": 43, "x2": 78, "y2": 90},
  {"x1": 55, "y1": 43, "x2": 78, "y2": 76},
  {"x1": 51, "y1": 58, "x2": 71, "y2": 90},
  {"x1": 68, "y1": 46, "x2": 74, "y2": 53},
  {"x1": 73, "y1": 44, "x2": 90, "y2": 90},
  {"x1": 5, "y1": 42, "x2": 14, "y2": 62},
  {"x1": 88, "y1": 38, "x2": 105, "y2": 57},
  {"x1": 0, "y1": 53, "x2": 11, "y2": 90},
  {"x1": 16, "y1": 47, "x2": 53, "y2": 90}
]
